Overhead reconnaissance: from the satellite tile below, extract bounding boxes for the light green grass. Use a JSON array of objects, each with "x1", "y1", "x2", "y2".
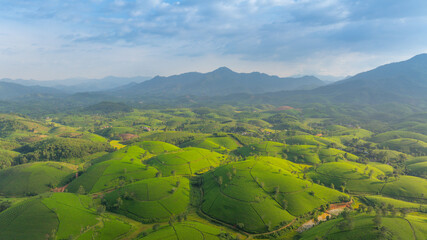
[
  {"x1": 139, "y1": 221, "x2": 223, "y2": 240},
  {"x1": 134, "y1": 141, "x2": 180, "y2": 154},
  {"x1": 202, "y1": 160, "x2": 346, "y2": 233},
  {"x1": 147, "y1": 147, "x2": 223, "y2": 176},
  {"x1": 0, "y1": 162, "x2": 75, "y2": 196},
  {"x1": 0, "y1": 198, "x2": 59, "y2": 240},
  {"x1": 364, "y1": 195, "x2": 426, "y2": 210},
  {"x1": 104, "y1": 176, "x2": 189, "y2": 222}
]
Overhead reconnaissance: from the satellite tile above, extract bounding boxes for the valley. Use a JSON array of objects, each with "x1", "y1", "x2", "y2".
[{"x1": 0, "y1": 102, "x2": 426, "y2": 240}]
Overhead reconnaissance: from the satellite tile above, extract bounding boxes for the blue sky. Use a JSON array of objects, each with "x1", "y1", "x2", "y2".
[{"x1": 0, "y1": 0, "x2": 427, "y2": 80}]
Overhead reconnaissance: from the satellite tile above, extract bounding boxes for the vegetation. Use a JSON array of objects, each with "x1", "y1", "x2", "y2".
[{"x1": 0, "y1": 101, "x2": 426, "y2": 239}]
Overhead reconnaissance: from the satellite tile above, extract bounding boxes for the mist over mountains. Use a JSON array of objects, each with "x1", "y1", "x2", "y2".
[
  {"x1": 111, "y1": 67, "x2": 325, "y2": 97},
  {"x1": 1, "y1": 54, "x2": 427, "y2": 109},
  {"x1": 0, "y1": 76, "x2": 151, "y2": 93}
]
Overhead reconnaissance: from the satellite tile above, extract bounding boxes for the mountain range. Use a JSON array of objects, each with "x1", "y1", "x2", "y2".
[
  {"x1": 0, "y1": 76, "x2": 150, "y2": 93},
  {"x1": 111, "y1": 67, "x2": 324, "y2": 97},
  {"x1": 1, "y1": 54, "x2": 427, "y2": 108}
]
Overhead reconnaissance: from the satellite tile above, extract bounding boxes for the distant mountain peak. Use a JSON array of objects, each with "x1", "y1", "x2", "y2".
[
  {"x1": 113, "y1": 67, "x2": 325, "y2": 97},
  {"x1": 408, "y1": 53, "x2": 427, "y2": 62},
  {"x1": 212, "y1": 67, "x2": 234, "y2": 73}
]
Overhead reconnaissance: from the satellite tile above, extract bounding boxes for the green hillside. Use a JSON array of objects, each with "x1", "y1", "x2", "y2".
[
  {"x1": 201, "y1": 160, "x2": 347, "y2": 233},
  {"x1": 133, "y1": 141, "x2": 180, "y2": 154},
  {"x1": 67, "y1": 145, "x2": 158, "y2": 193},
  {"x1": 379, "y1": 138, "x2": 427, "y2": 155},
  {"x1": 16, "y1": 137, "x2": 110, "y2": 163},
  {"x1": 406, "y1": 156, "x2": 427, "y2": 178},
  {"x1": 370, "y1": 130, "x2": 427, "y2": 143},
  {"x1": 146, "y1": 147, "x2": 223, "y2": 176},
  {"x1": 300, "y1": 212, "x2": 426, "y2": 240},
  {"x1": 104, "y1": 177, "x2": 189, "y2": 222},
  {"x1": 0, "y1": 162, "x2": 75, "y2": 196},
  {"x1": 0, "y1": 198, "x2": 58, "y2": 240},
  {"x1": 309, "y1": 162, "x2": 427, "y2": 201},
  {"x1": 0, "y1": 193, "x2": 132, "y2": 240},
  {"x1": 138, "y1": 221, "x2": 223, "y2": 240}
]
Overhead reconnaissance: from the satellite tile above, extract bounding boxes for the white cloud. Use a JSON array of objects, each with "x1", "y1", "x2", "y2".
[{"x1": 0, "y1": 0, "x2": 426, "y2": 79}]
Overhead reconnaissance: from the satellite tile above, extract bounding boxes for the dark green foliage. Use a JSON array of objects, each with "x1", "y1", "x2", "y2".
[
  {"x1": 83, "y1": 101, "x2": 133, "y2": 114},
  {"x1": 0, "y1": 198, "x2": 59, "y2": 240},
  {"x1": 0, "y1": 119, "x2": 27, "y2": 137},
  {"x1": 16, "y1": 137, "x2": 110, "y2": 163}
]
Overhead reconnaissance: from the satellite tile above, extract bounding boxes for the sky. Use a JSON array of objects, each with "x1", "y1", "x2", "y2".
[{"x1": 1, "y1": 0, "x2": 427, "y2": 80}]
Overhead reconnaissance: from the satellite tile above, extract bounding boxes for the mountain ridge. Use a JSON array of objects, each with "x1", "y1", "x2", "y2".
[{"x1": 111, "y1": 67, "x2": 325, "y2": 97}]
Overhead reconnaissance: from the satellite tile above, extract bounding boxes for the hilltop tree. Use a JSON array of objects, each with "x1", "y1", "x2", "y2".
[
  {"x1": 218, "y1": 176, "x2": 223, "y2": 186},
  {"x1": 96, "y1": 205, "x2": 106, "y2": 215},
  {"x1": 281, "y1": 199, "x2": 288, "y2": 210},
  {"x1": 77, "y1": 185, "x2": 86, "y2": 195},
  {"x1": 373, "y1": 214, "x2": 382, "y2": 229}
]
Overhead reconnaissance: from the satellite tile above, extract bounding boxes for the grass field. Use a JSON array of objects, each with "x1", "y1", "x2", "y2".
[
  {"x1": 0, "y1": 198, "x2": 58, "y2": 240},
  {"x1": 0, "y1": 161, "x2": 75, "y2": 196},
  {"x1": 235, "y1": 141, "x2": 286, "y2": 158},
  {"x1": 406, "y1": 156, "x2": 427, "y2": 178},
  {"x1": 138, "y1": 221, "x2": 223, "y2": 240},
  {"x1": 133, "y1": 141, "x2": 180, "y2": 154},
  {"x1": 68, "y1": 160, "x2": 158, "y2": 194},
  {"x1": 110, "y1": 140, "x2": 126, "y2": 149},
  {"x1": 300, "y1": 212, "x2": 425, "y2": 240},
  {"x1": 379, "y1": 138, "x2": 427, "y2": 155},
  {"x1": 308, "y1": 161, "x2": 386, "y2": 193},
  {"x1": 0, "y1": 181, "x2": 132, "y2": 239},
  {"x1": 104, "y1": 176, "x2": 189, "y2": 222},
  {"x1": 42, "y1": 193, "x2": 99, "y2": 239},
  {"x1": 201, "y1": 160, "x2": 347, "y2": 233},
  {"x1": 183, "y1": 135, "x2": 241, "y2": 154},
  {"x1": 146, "y1": 147, "x2": 223, "y2": 176},
  {"x1": 370, "y1": 130, "x2": 427, "y2": 143},
  {"x1": 381, "y1": 175, "x2": 427, "y2": 201},
  {"x1": 367, "y1": 162, "x2": 394, "y2": 174},
  {"x1": 285, "y1": 135, "x2": 345, "y2": 149},
  {"x1": 363, "y1": 195, "x2": 426, "y2": 210}
]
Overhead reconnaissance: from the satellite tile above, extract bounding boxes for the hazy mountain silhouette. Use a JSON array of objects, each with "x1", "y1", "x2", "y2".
[
  {"x1": 0, "y1": 76, "x2": 150, "y2": 93},
  {"x1": 0, "y1": 82, "x2": 63, "y2": 100},
  {"x1": 112, "y1": 67, "x2": 324, "y2": 97}
]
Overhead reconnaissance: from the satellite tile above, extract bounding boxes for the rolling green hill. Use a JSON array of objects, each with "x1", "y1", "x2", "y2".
[
  {"x1": 0, "y1": 197, "x2": 58, "y2": 240},
  {"x1": 104, "y1": 177, "x2": 189, "y2": 222},
  {"x1": 16, "y1": 137, "x2": 110, "y2": 163},
  {"x1": 379, "y1": 138, "x2": 427, "y2": 155},
  {"x1": 138, "y1": 221, "x2": 223, "y2": 240},
  {"x1": 67, "y1": 145, "x2": 158, "y2": 194},
  {"x1": 300, "y1": 212, "x2": 426, "y2": 240},
  {"x1": 370, "y1": 130, "x2": 427, "y2": 143},
  {"x1": 0, "y1": 162, "x2": 75, "y2": 196},
  {"x1": 133, "y1": 141, "x2": 180, "y2": 155},
  {"x1": 405, "y1": 156, "x2": 427, "y2": 178},
  {"x1": 309, "y1": 162, "x2": 427, "y2": 201},
  {"x1": 201, "y1": 160, "x2": 347, "y2": 233},
  {"x1": 0, "y1": 193, "x2": 132, "y2": 240},
  {"x1": 146, "y1": 147, "x2": 223, "y2": 176}
]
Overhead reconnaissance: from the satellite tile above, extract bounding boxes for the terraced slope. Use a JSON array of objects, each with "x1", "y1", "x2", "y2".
[
  {"x1": 309, "y1": 162, "x2": 427, "y2": 201},
  {"x1": 201, "y1": 160, "x2": 347, "y2": 233},
  {"x1": 133, "y1": 141, "x2": 180, "y2": 154},
  {"x1": 300, "y1": 212, "x2": 426, "y2": 240},
  {"x1": 146, "y1": 147, "x2": 223, "y2": 176},
  {"x1": 0, "y1": 162, "x2": 75, "y2": 196},
  {"x1": 104, "y1": 177, "x2": 189, "y2": 222},
  {"x1": 139, "y1": 221, "x2": 223, "y2": 240},
  {"x1": 0, "y1": 193, "x2": 132, "y2": 240},
  {"x1": 68, "y1": 146, "x2": 158, "y2": 193},
  {"x1": 0, "y1": 198, "x2": 58, "y2": 240}
]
